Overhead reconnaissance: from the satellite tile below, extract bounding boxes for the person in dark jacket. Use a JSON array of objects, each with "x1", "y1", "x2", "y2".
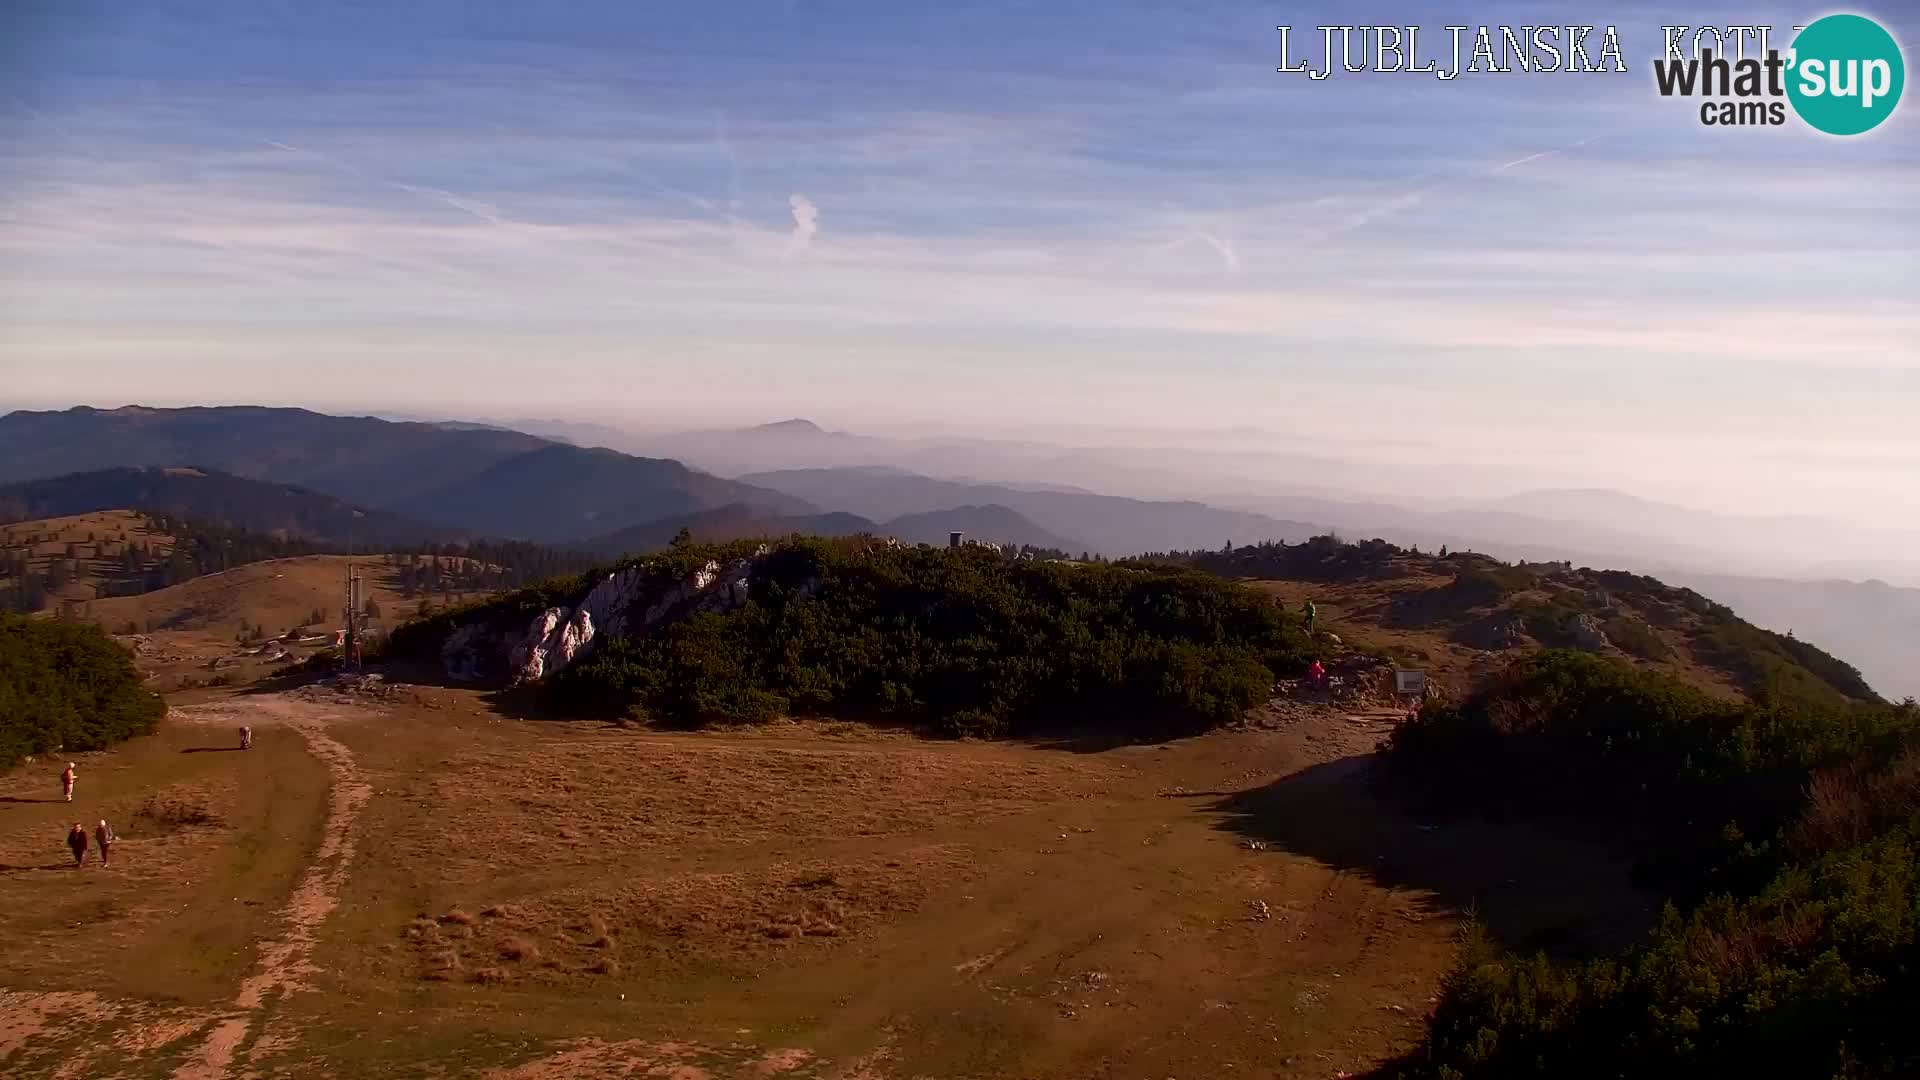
[
  {"x1": 67, "y1": 823, "x2": 89, "y2": 867},
  {"x1": 94, "y1": 820, "x2": 116, "y2": 866}
]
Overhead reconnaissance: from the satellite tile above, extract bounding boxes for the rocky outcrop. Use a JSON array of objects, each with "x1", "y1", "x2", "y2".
[
  {"x1": 1570, "y1": 613, "x2": 1611, "y2": 651},
  {"x1": 505, "y1": 607, "x2": 596, "y2": 684},
  {"x1": 446, "y1": 546, "x2": 791, "y2": 687}
]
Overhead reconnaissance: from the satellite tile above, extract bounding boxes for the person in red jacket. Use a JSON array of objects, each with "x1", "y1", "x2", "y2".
[
  {"x1": 1307, "y1": 659, "x2": 1327, "y2": 692},
  {"x1": 61, "y1": 762, "x2": 77, "y2": 803}
]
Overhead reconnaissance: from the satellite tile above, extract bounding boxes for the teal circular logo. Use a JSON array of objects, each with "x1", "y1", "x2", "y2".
[{"x1": 1787, "y1": 14, "x2": 1904, "y2": 135}]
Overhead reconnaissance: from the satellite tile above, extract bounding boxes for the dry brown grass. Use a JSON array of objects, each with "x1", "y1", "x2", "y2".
[
  {"x1": 392, "y1": 731, "x2": 1117, "y2": 880},
  {"x1": 130, "y1": 787, "x2": 225, "y2": 834},
  {"x1": 0, "y1": 510, "x2": 176, "y2": 610},
  {"x1": 0, "y1": 717, "x2": 331, "y2": 1007},
  {"x1": 1251, "y1": 574, "x2": 1747, "y2": 701},
  {"x1": 3, "y1": 684, "x2": 1653, "y2": 1078},
  {"x1": 498, "y1": 936, "x2": 541, "y2": 963},
  {"x1": 84, "y1": 554, "x2": 481, "y2": 641}
]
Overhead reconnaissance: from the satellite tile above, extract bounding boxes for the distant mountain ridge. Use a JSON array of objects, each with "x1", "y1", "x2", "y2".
[
  {"x1": 395, "y1": 444, "x2": 812, "y2": 544},
  {"x1": 0, "y1": 406, "x2": 817, "y2": 544},
  {"x1": 738, "y1": 466, "x2": 1318, "y2": 557},
  {"x1": 0, "y1": 466, "x2": 450, "y2": 548},
  {"x1": 583, "y1": 505, "x2": 876, "y2": 555},
  {"x1": 581, "y1": 502, "x2": 1081, "y2": 557},
  {"x1": 0, "y1": 405, "x2": 550, "y2": 507},
  {"x1": 751, "y1": 418, "x2": 831, "y2": 435}
]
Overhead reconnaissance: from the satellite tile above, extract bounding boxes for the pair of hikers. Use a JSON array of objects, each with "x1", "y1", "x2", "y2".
[{"x1": 67, "y1": 820, "x2": 115, "y2": 867}]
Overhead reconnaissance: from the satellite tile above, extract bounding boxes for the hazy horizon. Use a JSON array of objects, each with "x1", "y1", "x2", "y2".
[{"x1": 4, "y1": 2, "x2": 1915, "y2": 530}]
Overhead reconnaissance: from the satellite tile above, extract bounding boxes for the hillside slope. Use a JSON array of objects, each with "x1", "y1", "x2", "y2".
[
  {"x1": 1661, "y1": 571, "x2": 1920, "y2": 703},
  {"x1": 2, "y1": 510, "x2": 176, "y2": 609},
  {"x1": 0, "y1": 405, "x2": 549, "y2": 507},
  {"x1": 0, "y1": 406, "x2": 817, "y2": 543},
  {"x1": 395, "y1": 444, "x2": 814, "y2": 542},
  {"x1": 84, "y1": 554, "x2": 443, "y2": 639},
  {"x1": 395, "y1": 537, "x2": 1312, "y2": 735},
  {"x1": 1173, "y1": 538, "x2": 1881, "y2": 707},
  {"x1": 0, "y1": 467, "x2": 450, "y2": 548}
]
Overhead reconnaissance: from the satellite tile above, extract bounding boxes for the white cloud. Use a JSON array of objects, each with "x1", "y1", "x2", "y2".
[{"x1": 787, "y1": 193, "x2": 819, "y2": 253}]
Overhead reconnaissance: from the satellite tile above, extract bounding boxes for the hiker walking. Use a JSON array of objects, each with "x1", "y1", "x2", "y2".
[
  {"x1": 94, "y1": 820, "x2": 116, "y2": 866},
  {"x1": 60, "y1": 762, "x2": 76, "y2": 803},
  {"x1": 67, "y1": 823, "x2": 89, "y2": 867},
  {"x1": 240, "y1": 725, "x2": 253, "y2": 750},
  {"x1": 1307, "y1": 659, "x2": 1327, "y2": 693},
  {"x1": 1303, "y1": 599, "x2": 1317, "y2": 635}
]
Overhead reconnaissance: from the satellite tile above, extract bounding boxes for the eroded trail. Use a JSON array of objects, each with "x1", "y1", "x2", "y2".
[{"x1": 167, "y1": 694, "x2": 374, "y2": 1080}]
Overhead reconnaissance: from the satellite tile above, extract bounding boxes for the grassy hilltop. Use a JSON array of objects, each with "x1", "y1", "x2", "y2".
[{"x1": 394, "y1": 536, "x2": 1317, "y2": 737}]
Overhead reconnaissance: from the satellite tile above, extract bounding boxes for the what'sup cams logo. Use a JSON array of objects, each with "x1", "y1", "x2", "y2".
[{"x1": 1653, "y1": 13, "x2": 1904, "y2": 133}]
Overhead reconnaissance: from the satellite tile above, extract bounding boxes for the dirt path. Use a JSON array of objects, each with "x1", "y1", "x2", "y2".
[{"x1": 164, "y1": 694, "x2": 375, "y2": 1080}]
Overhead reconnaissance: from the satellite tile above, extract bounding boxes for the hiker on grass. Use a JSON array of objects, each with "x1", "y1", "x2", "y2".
[
  {"x1": 67, "y1": 823, "x2": 89, "y2": 867},
  {"x1": 61, "y1": 762, "x2": 76, "y2": 803},
  {"x1": 1303, "y1": 600, "x2": 1317, "y2": 636},
  {"x1": 1308, "y1": 659, "x2": 1327, "y2": 692},
  {"x1": 240, "y1": 725, "x2": 253, "y2": 750},
  {"x1": 95, "y1": 820, "x2": 116, "y2": 866}
]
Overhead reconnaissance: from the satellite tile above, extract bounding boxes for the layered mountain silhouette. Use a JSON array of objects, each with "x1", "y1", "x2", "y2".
[
  {"x1": 737, "y1": 466, "x2": 1318, "y2": 557},
  {"x1": 0, "y1": 407, "x2": 813, "y2": 543},
  {"x1": 394, "y1": 443, "x2": 811, "y2": 544},
  {"x1": 0, "y1": 466, "x2": 451, "y2": 548},
  {"x1": 582, "y1": 501, "x2": 1082, "y2": 557},
  {"x1": 582, "y1": 505, "x2": 876, "y2": 555}
]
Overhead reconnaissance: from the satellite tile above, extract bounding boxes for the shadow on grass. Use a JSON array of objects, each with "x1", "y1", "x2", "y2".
[
  {"x1": 477, "y1": 685, "x2": 581, "y2": 723},
  {"x1": 1023, "y1": 728, "x2": 1204, "y2": 754},
  {"x1": 1207, "y1": 754, "x2": 1657, "y2": 958},
  {"x1": 181, "y1": 747, "x2": 246, "y2": 754},
  {"x1": 0, "y1": 795, "x2": 60, "y2": 804},
  {"x1": 235, "y1": 670, "x2": 331, "y2": 696},
  {"x1": 0, "y1": 861, "x2": 79, "y2": 872}
]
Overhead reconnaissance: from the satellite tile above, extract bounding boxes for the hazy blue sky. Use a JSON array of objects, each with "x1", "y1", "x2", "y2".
[{"x1": 2, "y1": 2, "x2": 1915, "y2": 523}]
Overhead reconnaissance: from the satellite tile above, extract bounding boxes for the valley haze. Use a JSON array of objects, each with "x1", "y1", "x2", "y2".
[
  {"x1": 1, "y1": 3, "x2": 1917, "y2": 1077},
  {"x1": 2, "y1": 402, "x2": 1914, "y2": 703}
]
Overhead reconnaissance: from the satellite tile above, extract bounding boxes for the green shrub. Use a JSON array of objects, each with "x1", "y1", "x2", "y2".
[
  {"x1": 1388, "y1": 653, "x2": 1920, "y2": 1078},
  {"x1": 0, "y1": 611, "x2": 166, "y2": 766},
  {"x1": 1602, "y1": 614, "x2": 1672, "y2": 660},
  {"x1": 416, "y1": 538, "x2": 1310, "y2": 737}
]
